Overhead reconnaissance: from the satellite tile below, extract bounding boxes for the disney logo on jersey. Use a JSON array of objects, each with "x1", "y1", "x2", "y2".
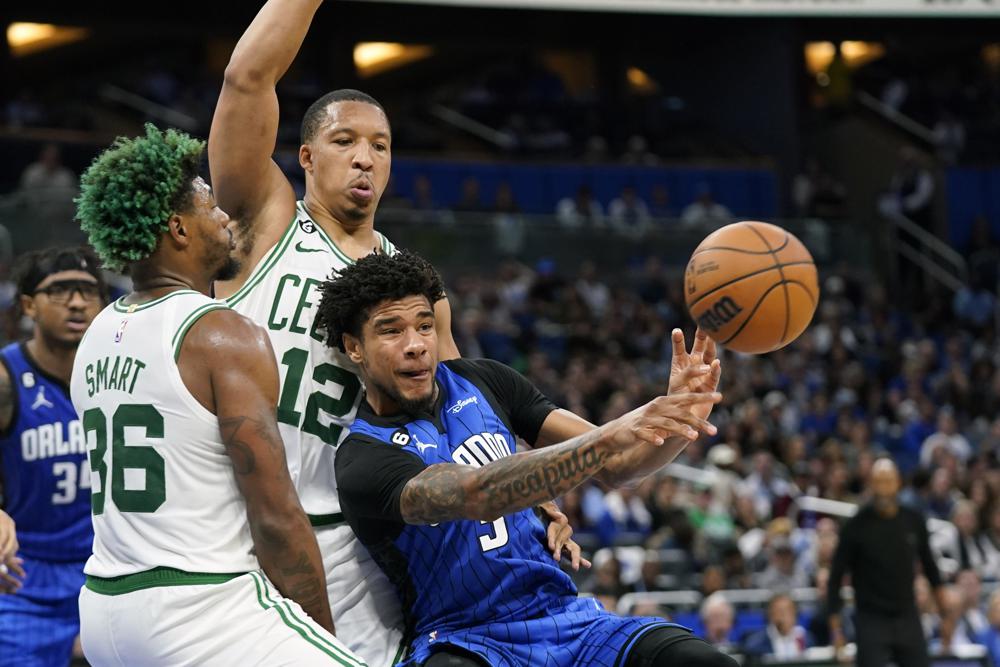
[
  {"x1": 452, "y1": 432, "x2": 512, "y2": 468},
  {"x1": 447, "y1": 396, "x2": 478, "y2": 414}
]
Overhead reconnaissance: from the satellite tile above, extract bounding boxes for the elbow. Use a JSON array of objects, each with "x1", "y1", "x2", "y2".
[{"x1": 222, "y1": 62, "x2": 272, "y2": 94}]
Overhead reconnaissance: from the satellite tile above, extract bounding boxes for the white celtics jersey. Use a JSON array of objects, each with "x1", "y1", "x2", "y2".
[
  {"x1": 71, "y1": 290, "x2": 258, "y2": 577},
  {"x1": 226, "y1": 201, "x2": 397, "y2": 519}
]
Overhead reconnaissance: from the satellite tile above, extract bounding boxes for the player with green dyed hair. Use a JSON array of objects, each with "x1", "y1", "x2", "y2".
[{"x1": 76, "y1": 124, "x2": 205, "y2": 273}]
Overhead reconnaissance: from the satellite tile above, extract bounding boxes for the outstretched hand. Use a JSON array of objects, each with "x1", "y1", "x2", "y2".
[{"x1": 668, "y1": 328, "x2": 722, "y2": 422}]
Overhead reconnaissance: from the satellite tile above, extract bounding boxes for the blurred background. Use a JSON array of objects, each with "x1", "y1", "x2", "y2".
[{"x1": 3, "y1": 1, "x2": 1000, "y2": 665}]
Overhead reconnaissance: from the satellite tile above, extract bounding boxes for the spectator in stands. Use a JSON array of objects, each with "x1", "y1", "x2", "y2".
[
  {"x1": 792, "y1": 158, "x2": 847, "y2": 219},
  {"x1": 743, "y1": 593, "x2": 812, "y2": 661},
  {"x1": 740, "y1": 452, "x2": 794, "y2": 521},
  {"x1": 680, "y1": 187, "x2": 733, "y2": 230},
  {"x1": 827, "y1": 458, "x2": 954, "y2": 666},
  {"x1": 490, "y1": 182, "x2": 526, "y2": 256},
  {"x1": 19, "y1": 144, "x2": 76, "y2": 195},
  {"x1": 582, "y1": 552, "x2": 631, "y2": 611},
  {"x1": 621, "y1": 135, "x2": 659, "y2": 166},
  {"x1": 754, "y1": 535, "x2": 810, "y2": 592},
  {"x1": 879, "y1": 146, "x2": 935, "y2": 231},
  {"x1": 453, "y1": 175, "x2": 487, "y2": 213},
  {"x1": 953, "y1": 268, "x2": 998, "y2": 333},
  {"x1": 556, "y1": 185, "x2": 604, "y2": 229},
  {"x1": 976, "y1": 589, "x2": 1000, "y2": 667},
  {"x1": 608, "y1": 185, "x2": 652, "y2": 239},
  {"x1": 926, "y1": 467, "x2": 959, "y2": 521},
  {"x1": 931, "y1": 110, "x2": 966, "y2": 165},
  {"x1": 721, "y1": 544, "x2": 753, "y2": 590},
  {"x1": 947, "y1": 501, "x2": 991, "y2": 577},
  {"x1": 921, "y1": 408, "x2": 973, "y2": 469},
  {"x1": 954, "y1": 569, "x2": 989, "y2": 643},
  {"x1": 700, "y1": 592, "x2": 738, "y2": 653},
  {"x1": 406, "y1": 174, "x2": 455, "y2": 226},
  {"x1": 649, "y1": 184, "x2": 674, "y2": 219}
]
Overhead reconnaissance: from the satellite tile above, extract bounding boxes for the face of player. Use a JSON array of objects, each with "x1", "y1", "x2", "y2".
[
  {"x1": 21, "y1": 270, "x2": 103, "y2": 348},
  {"x1": 300, "y1": 101, "x2": 391, "y2": 225},
  {"x1": 348, "y1": 295, "x2": 438, "y2": 415},
  {"x1": 185, "y1": 177, "x2": 239, "y2": 282}
]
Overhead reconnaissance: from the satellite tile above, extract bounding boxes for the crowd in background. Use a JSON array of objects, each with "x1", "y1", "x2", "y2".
[{"x1": 443, "y1": 247, "x2": 1000, "y2": 660}]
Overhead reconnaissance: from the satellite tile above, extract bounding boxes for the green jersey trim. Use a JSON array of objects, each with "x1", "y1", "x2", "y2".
[
  {"x1": 85, "y1": 567, "x2": 246, "y2": 595},
  {"x1": 225, "y1": 213, "x2": 299, "y2": 308},
  {"x1": 172, "y1": 303, "x2": 231, "y2": 361},
  {"x1": 112, "y1": 289, "x2": 200, "y2": 313},
  {"x1": 249, "y1": 571, "x2": 366, "y2": 667}
]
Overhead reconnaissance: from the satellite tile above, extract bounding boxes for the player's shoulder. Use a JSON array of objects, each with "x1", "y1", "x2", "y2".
[
  {"x1": 180, "y1": 307, "x2": 271, "y2": 361},
  {"x1": 443, "y1": 357, "x2": 513, "y2": 381}
]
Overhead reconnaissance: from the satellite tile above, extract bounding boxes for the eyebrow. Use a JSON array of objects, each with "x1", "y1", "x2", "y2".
[
  {"x1": 328, "y1": 127, "x2": 391, "y2": 140},
  {"x1": 372, "y1": 311, "x2": 434, "y2": 328}
]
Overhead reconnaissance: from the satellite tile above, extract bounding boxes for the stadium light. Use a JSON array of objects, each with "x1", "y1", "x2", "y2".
[
  {"x1": 6, "y1": 22, "x2": 89, "y2": 57},
  {"x1": 353, "y1": 42, "x2": 432, "y2": 78}
]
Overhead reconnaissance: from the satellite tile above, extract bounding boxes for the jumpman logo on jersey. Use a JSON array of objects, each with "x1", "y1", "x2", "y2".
[
  {"x1": 31, "y1": 386, "x2": 54, "y2": 411},
  {"x1": 411, "y1": 432, "x2": 437, "y2": 454}
]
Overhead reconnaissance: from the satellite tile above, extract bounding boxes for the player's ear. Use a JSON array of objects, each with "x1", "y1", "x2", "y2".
[
  {"x1": 299, "y1": 144, "x2": 313, "y2": 173},
  {"x1": 20, "y1": 294, "x2": 37, "y2": 320},
  {"x1": 166, "y1": 214, "x2": 190, "y2": 248},
  {"x1": 343, "y1": 333, "x2": 363, "y2": 365}
]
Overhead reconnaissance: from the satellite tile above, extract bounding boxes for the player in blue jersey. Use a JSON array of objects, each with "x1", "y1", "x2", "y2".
[
  {"x1": 319, "y1": 251, "x2": 737, "y2": 667},
  {"x1": 0, "y1": 246, "x2": 106, "y2": 667}
]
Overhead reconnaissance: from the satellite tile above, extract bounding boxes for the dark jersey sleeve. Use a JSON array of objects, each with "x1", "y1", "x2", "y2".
[
  {"x1": 335, "y1": 434, "x2": 428, "y2": 523},
  {"x1": 446, "y1": 358, "x2": 557, "y2": 446}
]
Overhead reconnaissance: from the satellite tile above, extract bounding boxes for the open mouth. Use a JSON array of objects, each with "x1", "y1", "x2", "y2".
[{"x1": 399, "y1": 369, "x2": 430, "y2": 381}]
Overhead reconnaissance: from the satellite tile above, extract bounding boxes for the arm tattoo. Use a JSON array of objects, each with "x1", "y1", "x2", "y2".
[
  {"x1": 401, "y1": 429, "x2": 609, "y2": 524},
  {"x1": 219, "y1": 412, "x2": 283, "y2": 475},
  {"x1": 279, "y1": 550, "x2": 326, "y2": 613}
]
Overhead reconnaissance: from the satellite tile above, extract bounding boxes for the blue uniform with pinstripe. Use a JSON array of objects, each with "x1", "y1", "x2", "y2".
[
  {"x1": 0, "y1": 343, "x2": 92, "y2": 667},
  {"x1": 338, "y1": 359, "x2": 675, "y2": 667}
]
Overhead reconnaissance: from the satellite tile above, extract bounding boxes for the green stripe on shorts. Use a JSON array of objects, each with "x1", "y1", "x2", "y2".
[{"x1": 249, "y1": 571, "x2": 367, "y2": 667}]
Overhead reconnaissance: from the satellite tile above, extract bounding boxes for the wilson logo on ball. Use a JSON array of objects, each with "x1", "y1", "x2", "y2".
[{"x1": 696, "y1": 296, "x2": 743, "y2": 333}]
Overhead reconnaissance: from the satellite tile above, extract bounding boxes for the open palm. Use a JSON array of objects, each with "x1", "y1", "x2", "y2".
[{"x1": 668, "y1": 327, "x2": 723, "y2": 421}]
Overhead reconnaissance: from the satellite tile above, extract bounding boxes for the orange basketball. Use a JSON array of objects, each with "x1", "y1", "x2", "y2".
[{"x1": 684, "y1": 221, "x2": 820, "y2": 354}]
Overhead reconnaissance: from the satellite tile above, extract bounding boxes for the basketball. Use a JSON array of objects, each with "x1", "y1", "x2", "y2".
[{"x1": 684, "y1": 221, "x2": 819, "y2": 354}]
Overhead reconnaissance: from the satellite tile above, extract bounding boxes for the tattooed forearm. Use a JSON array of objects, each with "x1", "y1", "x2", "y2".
[{"x1": 401, "y1": 429, "x2": 610, "y2": 525}]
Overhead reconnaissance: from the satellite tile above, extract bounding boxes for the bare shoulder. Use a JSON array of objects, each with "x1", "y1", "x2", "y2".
[{"x1": 183, "y1": 308, "x2": 274, "y2": 363}]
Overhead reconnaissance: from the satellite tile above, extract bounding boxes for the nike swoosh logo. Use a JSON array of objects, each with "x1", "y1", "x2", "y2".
[{"x1": 295, "y1": 242, "x2": 324, "y2": 253}]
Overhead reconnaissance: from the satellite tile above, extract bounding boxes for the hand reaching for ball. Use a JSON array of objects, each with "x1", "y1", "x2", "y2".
[{"x1": 668, "y1": 327, "x2": 722, "y2": 422}]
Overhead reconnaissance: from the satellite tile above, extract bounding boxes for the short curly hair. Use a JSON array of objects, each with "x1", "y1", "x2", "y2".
[
  {"x1": 75, "y1": 123, "x2": 204, "y2": 272},
  {"x1": 316, "y1": 250, "x2": 445, "y2": 353}
]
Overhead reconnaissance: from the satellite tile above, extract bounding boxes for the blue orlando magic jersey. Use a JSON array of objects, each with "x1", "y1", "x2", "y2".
[
  {"x1": 338, "y1": 359, "x2": 573, "y2": 640},
  {"x1": 0, "y1": 343, "x2": 92, "y2": 562}
]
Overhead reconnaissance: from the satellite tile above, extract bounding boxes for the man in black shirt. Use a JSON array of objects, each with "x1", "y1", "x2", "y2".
[{"x1": 827, "y1": 458, "x2": 954, "y2": 666}]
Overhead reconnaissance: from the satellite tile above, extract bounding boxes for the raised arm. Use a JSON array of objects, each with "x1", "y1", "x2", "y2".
[
  {"x1": 399, "y1": 391, "x2": 719, "y2": 525},
  {"x1": 189, "y1": 310, "x2": 333, "y2": 634},
  {"x1": 209, "y1": 0, "x2": 323, "y2": 240}
]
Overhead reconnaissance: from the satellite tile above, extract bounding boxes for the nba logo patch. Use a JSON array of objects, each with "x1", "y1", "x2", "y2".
[{"x1": 115, "y1": 319, "x2": 129, "y2": 343}]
